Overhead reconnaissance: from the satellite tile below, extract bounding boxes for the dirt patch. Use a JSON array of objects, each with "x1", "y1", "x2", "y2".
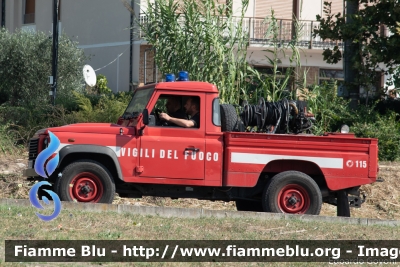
[
  {"x1": 0, "y1": 154, "x2": 32, "y2": 200},
  {"x1": 0, "y1": 158, "x2": 26, "y2": 175},
  {"x1": 1, "y1": 155, "x2": 400, "y2": 220}
]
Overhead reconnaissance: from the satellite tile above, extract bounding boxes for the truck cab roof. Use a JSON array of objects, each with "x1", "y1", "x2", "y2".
[{"x1": 140, "y1": 81, "x2": 219, "y2": 93}]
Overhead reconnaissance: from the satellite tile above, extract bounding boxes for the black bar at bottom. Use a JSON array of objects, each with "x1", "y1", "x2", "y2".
[{"x1": 5, "y1": 240, "x2": 400, "y2": 263}]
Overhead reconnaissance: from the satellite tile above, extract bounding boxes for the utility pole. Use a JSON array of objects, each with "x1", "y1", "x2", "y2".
[
  {"x1": 344, "y1": 0, "x2": 359, "y2": 109},
  {"x1": 1, "y1": 0, "x2": 5, "y2": 28},
  {"x1": 129, "y1": 0, "x2": 133, "y2": 91},
  {"x1": 51, "y1": 0, "x2": 59, "y2": 105}
]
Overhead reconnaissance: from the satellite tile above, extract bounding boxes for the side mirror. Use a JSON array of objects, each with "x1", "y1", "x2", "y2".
[{"x1": 142, "y1": 109, "x2": 149, "y2": 125}]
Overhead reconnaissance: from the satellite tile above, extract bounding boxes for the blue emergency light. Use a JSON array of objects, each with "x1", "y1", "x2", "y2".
[
  {"x1": 165, "y1": 71, "x2": 189, "y2": 82},
  {"x1": 177, "y1": 71, "x2": 189, "y2": 81},
  {"x1": 165, "y1": 73, "x2": 175, "y2": 82}
]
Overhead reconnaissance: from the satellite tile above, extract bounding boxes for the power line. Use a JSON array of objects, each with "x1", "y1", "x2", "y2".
[{"x1": 94, "y1": 47, "x2": 129, "y2": 72}]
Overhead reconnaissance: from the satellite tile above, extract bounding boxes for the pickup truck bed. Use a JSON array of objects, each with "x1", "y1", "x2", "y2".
[{"x1": 224, "y1": 132, "x2": 378, "y2": 190}]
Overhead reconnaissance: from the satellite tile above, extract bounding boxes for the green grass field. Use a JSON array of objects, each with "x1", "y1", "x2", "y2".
[{"x1": 1, "y1": 204, "x2": 399, "y2": 267}]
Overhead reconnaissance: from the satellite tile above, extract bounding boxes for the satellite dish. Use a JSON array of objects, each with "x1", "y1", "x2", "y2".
[{"x1": 83, "y1": 65, "x2": 97, "y2": 87}]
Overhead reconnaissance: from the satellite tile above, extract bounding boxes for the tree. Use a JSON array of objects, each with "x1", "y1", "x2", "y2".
[
  {"x1": 314, "y1": 0, "x2": 400, "y2": 102},
  {"x1": 128, "y1": 0, "x2": 250, "y2": 104},
  {"x1": 0, "y1": 29, "x2": 86, "y2": 108}
]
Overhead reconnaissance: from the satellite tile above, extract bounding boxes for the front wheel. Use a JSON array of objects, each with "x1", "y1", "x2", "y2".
[
  {"x1": 55, "y1": 160, "x2": 115, "y2": 203},
  {"x1": 262, "y1": 171, "x2": 322, "y2": 215}
]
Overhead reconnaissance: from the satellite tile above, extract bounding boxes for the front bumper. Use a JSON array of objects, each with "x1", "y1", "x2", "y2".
[
  {"x1": 23, "y1": 168, "x2": 38, "y2": 177},
  {"x1": 23, "y1": 160, "x2": 38, "y2": 177}
]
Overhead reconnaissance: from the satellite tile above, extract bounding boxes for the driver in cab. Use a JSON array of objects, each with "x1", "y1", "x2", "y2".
[
  {"x1": 159, "y1": 97, "x2": 200, "y2": 128},
  {"x1": 165, "y1": 96, "x2": 187, "y2": 121}
]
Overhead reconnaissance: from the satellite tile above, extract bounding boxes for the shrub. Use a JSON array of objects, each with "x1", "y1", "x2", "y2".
[
  {"x1": 67, "y1": 91, "x2": 133, "y2": 123},
  {"x1": 300, "y1": 80, "x2": 350, "y2": 135},
  {"x1": 95, "y1": 74, "x2": 112, "y2": 95},
  {"x1": 0, "y1": 104, "x2": 77, "y2": 144},
  {"x1": 350, "y1": 109, "x2": 400, "y2": 161},
  {"x1": 302, "y1": 81, "x2": 400, "y2": 161},
  {"x1": 0, "y1": 89, "x2": 133, "y2": 146},
  {"x1": 0, "y1": 124, "x2": 24, "y2": 156},
  {"x1": 375, "y1": 98, "x2": 400, "y2": 118},
  {"x1": 0, "y1": 28, "x2": 86, "y2": 108}
]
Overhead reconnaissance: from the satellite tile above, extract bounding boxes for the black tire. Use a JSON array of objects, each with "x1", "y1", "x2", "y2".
[
  {"x1": 220, "y1": 104, "x2": 242, "y2": 132},
  {"x1": 236, "y1": 200, "x2": 264, "y2": 212},
  {"x1": 262, "y1": 171, "x2": 322, "y2": 215},
  {"x1": 55, "y1": 160, "x2": 115, "y2": 203}
]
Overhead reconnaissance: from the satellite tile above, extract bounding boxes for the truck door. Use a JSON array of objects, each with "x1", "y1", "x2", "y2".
[{"x1": 138, "y1": 93, "x2": 206, "y2": 179}]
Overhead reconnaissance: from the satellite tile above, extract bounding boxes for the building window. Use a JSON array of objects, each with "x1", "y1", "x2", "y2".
[
  {"x1": 319, "y1": 69, "x2": 344, "y2": 84},
  {"x1": 24, "y1": 0, "x2": 35, "y2": 24},
  {"x1": 320, "y1": 68, "x2": 383, "y2": 97},
  {"x1": 23, "y1": 0, "x2": 61, "y2": 24},
  {"x1": 360, "y1": 71, "x2": 383, "y2": 98}
]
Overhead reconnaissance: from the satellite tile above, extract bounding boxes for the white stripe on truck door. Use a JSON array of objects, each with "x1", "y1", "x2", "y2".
[{"x1": 231, "y1": 152, "x2": 343, "y2": 169}]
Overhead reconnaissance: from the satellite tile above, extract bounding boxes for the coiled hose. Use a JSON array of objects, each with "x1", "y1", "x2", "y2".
[{"x1": 240, "y1": 97, "x2": 313, "y2": 134}]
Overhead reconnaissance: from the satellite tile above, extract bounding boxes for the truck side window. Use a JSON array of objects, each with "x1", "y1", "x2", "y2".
[
  {"x1": 164, "y1": 96, "x2": 187, "y2": 121},
  {"x1": 212, "y1": 98, "x2": 221, "y2": 126},
  {"x1": 185, "y1": 96, "x2": 200, "y2": 128},
  {"x1": 151, "y1": 95, "x2": 200, "y2": 128}
]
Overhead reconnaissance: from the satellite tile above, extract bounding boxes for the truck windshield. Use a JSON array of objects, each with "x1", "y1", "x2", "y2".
[{"x1": 123, "y1": 87, "x2": 154, "y2": 118}]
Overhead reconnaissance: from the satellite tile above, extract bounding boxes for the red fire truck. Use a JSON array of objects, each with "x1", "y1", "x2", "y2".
[{"x1": 24, "y1": 74, "x2": 379, "y2": 217}]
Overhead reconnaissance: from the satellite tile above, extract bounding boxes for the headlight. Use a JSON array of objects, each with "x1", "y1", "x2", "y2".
[{"x1": 340, "y1": 124, "x2": 350, "y2": 133}]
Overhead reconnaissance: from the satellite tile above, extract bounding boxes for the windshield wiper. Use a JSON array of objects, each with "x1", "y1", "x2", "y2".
[
  {"x1": 122, "y1": 112, "x2": 141, "y2": 120},
  {"x1": 132, "y1": 112, "x2": 140, "y2": 118}
]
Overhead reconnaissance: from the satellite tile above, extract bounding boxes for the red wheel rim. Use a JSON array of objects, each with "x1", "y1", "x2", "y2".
[
  {"x1": 69, "y1": 172, "x2": 103, "y2": 202},
  {"x1": 277, "y1": 184, "x2": 310, "y2": 214}
]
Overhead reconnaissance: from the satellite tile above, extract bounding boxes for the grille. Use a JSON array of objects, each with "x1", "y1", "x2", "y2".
[{"x1": 28, "y1": 138, "x2": 39, "y2": 160}]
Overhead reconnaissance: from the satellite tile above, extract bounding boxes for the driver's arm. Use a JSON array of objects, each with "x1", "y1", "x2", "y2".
[{"x1": 159, "y1": 113, "x2": 195, "y2": 128}]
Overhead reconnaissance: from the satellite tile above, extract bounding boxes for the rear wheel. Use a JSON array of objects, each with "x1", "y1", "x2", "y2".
[
  {"x1": 262, "y1": 171, "x2": 322, "y2": 215},
  {"x1": 56, "y1": 160, "x2": 115, "y2": 203},
  {"x1": 236, "y1": 200, "x2": 263, "y2": 212}
]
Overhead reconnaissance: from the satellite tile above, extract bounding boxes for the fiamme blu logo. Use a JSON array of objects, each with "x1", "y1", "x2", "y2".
[{"x1": 28, "y1": 131, "x2": 62, "y2": 221}]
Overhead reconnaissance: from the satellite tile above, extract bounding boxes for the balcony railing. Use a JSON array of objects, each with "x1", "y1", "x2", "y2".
[{"x1": 138, "y1": 15, "x2": 343, "y2": 50}]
